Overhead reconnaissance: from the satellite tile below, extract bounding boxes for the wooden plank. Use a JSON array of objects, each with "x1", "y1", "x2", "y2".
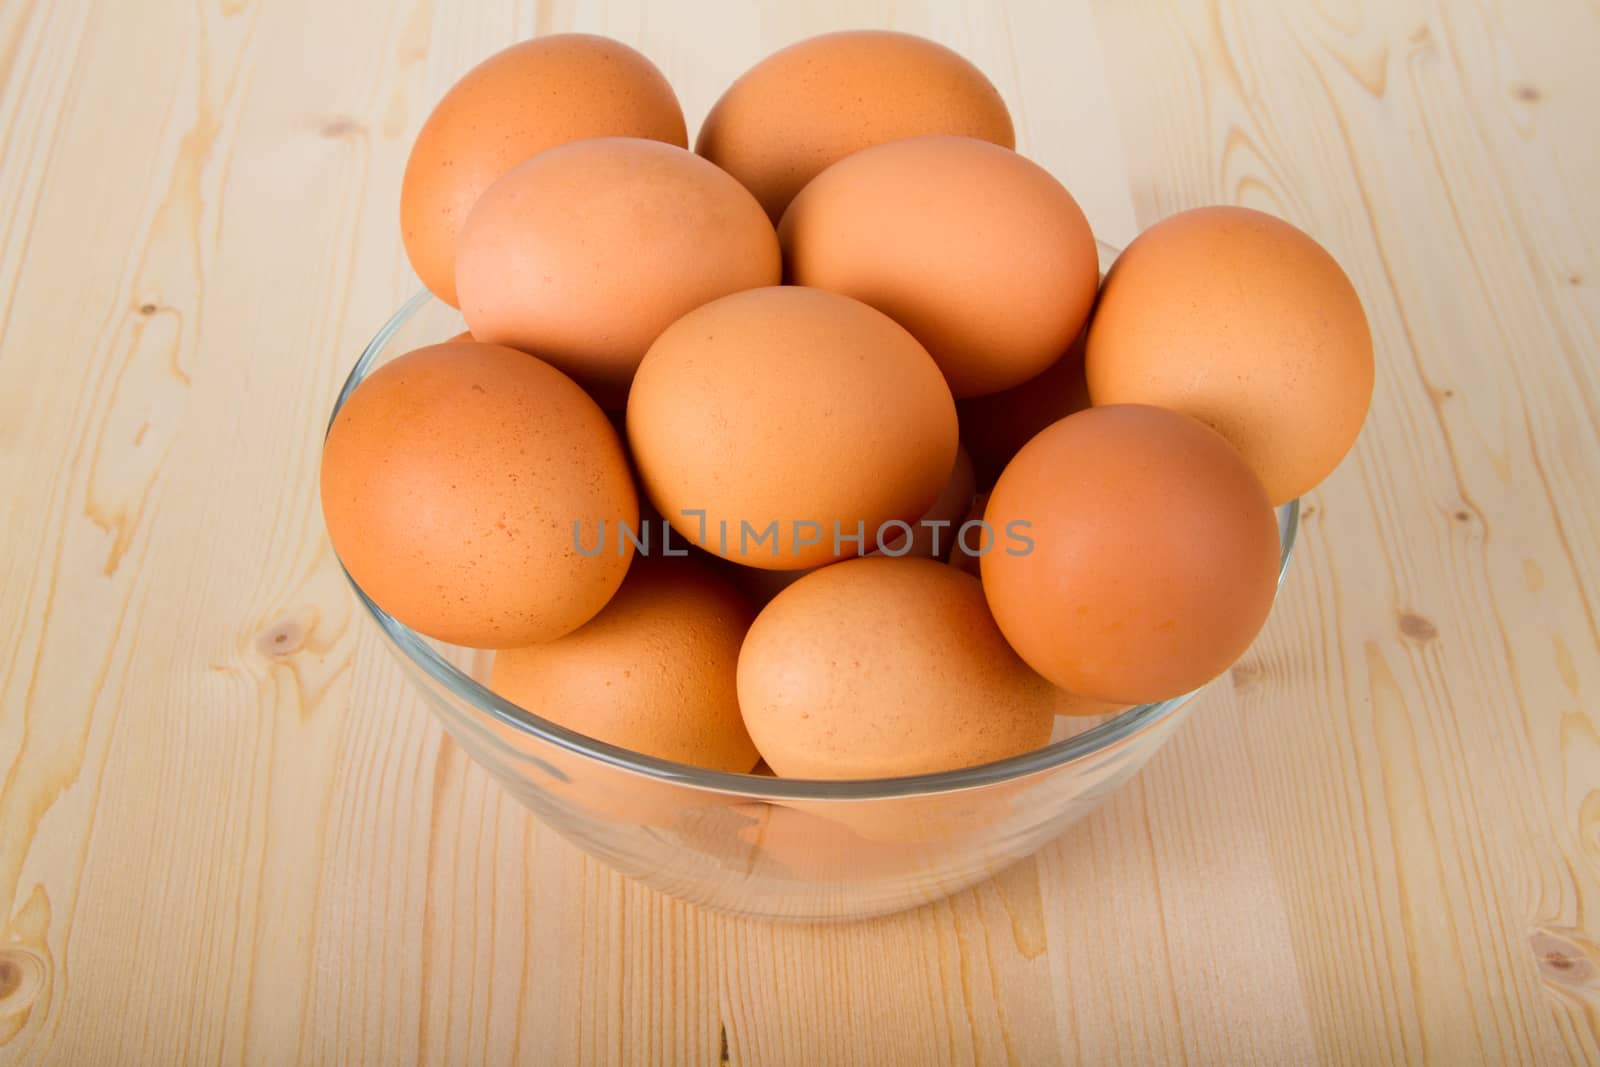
[{"x1": 1092, "y1": 0, "x2": 1600, "y2": 1062}]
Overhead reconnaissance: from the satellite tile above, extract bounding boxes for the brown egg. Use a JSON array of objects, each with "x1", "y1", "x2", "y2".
[
  {"x1": 628, "y1": 287, "x2": 958, "y2": 570},
  {"x1": 474, "y1": 715, "x2": 721, "y2": 830},
  {"x1": 737, "y1": 557, "x2": 1056, "y2": 778},
  {"x1": 400, "y1": 35, "x2": 687, "y2": 306},
  {"x1": 781, "y1": 136, "x2": 1098, "y2": 397},
  {"x1": 490, "y1": 558, "x2": 759, "y2": 772},
  {"x1": 464, "y1": 643, "x2": 722, "y2": 832},
  {"x1": 1086, "y1": 206, "x2": 1374, "y2": 503},
  {"x1": 456, "y1": 138, "x2": 780, "y2": 405},
  {"x1": 727, "y1": 802, "x2": 926, "y2": 880},
  {"x1": 959, "y1": 331, "x2": 1091, "y2": 488},
  {"x1": 697, "y1": 30, "x2": 1014, "y2": 221},
  {"x1": 320, "y1": 341, "x2": 636, "y2": 648},
  {"x1": 981, "y1": 404, "x2": 1280, "y2": 704}
]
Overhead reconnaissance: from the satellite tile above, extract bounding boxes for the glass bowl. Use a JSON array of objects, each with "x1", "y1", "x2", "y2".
[{"x1": 327, "y1": 265, "x2": 1299, "y2": 923}]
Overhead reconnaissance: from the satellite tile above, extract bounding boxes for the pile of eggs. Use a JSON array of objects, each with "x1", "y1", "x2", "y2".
[{"x1": 321, "y1": 31, "x2": 1373, "y2": 781}]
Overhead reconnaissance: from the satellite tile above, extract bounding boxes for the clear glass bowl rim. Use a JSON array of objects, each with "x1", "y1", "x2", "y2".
[{"x1": 329, "y1": 286, "x2": 1299, "y2": 803}]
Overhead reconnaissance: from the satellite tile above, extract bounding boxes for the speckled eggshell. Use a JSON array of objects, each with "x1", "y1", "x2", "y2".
[
  {"x1": 455, "y1": 137, "x2": 780, "y2": 405},
  {"x1": 627, "y1": 287, "x2": 958, "y2": 570},
  {"x1": 737, "y1": 556, "x2": 1056, "y2": 779},
  {"x1": 981, "y1": 404, "x2": 1281, "y2": 704},
  {"x1": 400, "y1": 35, "x2": 687, "y2": 306},
  {"x1": 781, "y1": 135, "x2": 1099, "y2": 397},
  {"x1": 1085, "y1": 205, "x2": 1374, "y2": 503},
  {"x1": 320, "y1": 341, "x2": 637, "y2": 648},
  {"x1": 490, "y1": 557, "x2": 759, "y2": 772},
  {"x1": 696, "y1": 30, "x2": 1014, "y2": 221}
]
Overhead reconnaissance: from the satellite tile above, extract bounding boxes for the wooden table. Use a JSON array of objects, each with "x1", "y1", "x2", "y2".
[{"x1": 3, "y1": 0, "x2": 1597, "y2": 1062}]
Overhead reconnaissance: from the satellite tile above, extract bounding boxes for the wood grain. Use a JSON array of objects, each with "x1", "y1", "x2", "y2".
[
  {"x1": 1, "y1": 0, "x2": 1595, "y2": 1063},
  {"x1": 1093, "y1": 1, "x2": 1600, "y2": 1062}
]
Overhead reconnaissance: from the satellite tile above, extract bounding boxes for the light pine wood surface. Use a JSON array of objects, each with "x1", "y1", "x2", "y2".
[{"x1": 2, "y1": 0, "x2": 1597, "y2": 1063}]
